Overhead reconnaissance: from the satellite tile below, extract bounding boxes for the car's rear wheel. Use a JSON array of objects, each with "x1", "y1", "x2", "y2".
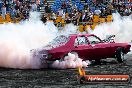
[{"x1": 116, "y1": 48, "x2": 124, "y2": 63}]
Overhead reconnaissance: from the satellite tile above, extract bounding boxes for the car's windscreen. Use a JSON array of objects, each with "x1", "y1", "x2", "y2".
[
  {"x1": 49, "y1": 35, "x2": 70, "y2": 47},
  {"x1": 87, "y1": 36, "x2": 101, "y2": 44}
]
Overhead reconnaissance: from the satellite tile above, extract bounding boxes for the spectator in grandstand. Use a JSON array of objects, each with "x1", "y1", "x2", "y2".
[
  {"x1": 71, "y1": 3, "x2": 77, "y2": 11},
  {"x1": 58, "y1": 8, "x2": 63, "y2": 17},
  {"x1": 72, "y1": 10, "x2": 79, "y2": 25},
  {"x1": 61, "y1": 1, "x2": 66, "y2": 9},
  {"x1": 1, "y1": 4, "x2": 6, "y2": 19},
  {"x1": 100, "y1": 8, "x2": 107, "y2": 17},
  {"x1": 19, "y1": 2, "x2": 23, "y2": 12},
  {"x1": 62, "y1": 12, "x2": 65, "y2": 19},
  {"x1": 67, "y1": 0, "x2": 72, "y2": 8},
  {"x1": 61, "y1": 1, "x2": 67, "y2": 13},
  {"x1": 84, "y1": 3, "x2": 88, "y2": 10},
  {"x1": 84, "y1": 0, "x2": 88, "y2": 3},
  {"x1": 50, "y1": 12, "x2": 56, "y2": 21},
  {"x1": 65, "y1": 16, "x2": 71, "y2": 24},
  {"x1": 45, "y1": 3, "x2": 51, "y2": 13},
  {"x1": 36, "y1": 0, "x2": 40, "y2": 5},
  {"x1": 44, "y1": 0, "x2": 47, "y2": 3},
  {"x1": 81, "y1": 11, "x2": 86, "y2": 22},
  {"x1": 84, "y1": 12, "x2": 92, "y2": 22},
  {"x1": 118, "y1": 6, "x2": 125, "y2": 16},
  {"x1": 19, "y1": 0, "x2": 23, "y2": 3},
  {"x1": 125, "y1": 7, "x2": 131, "y2": 16},
  {"x1": 22, "y1": 4, "x2": 30, "y2": 19},
  {"x1": 14, "y1": 0, "x2": 20, "y2": 15},
  {"x1": 41, "y1": 14, "x2": 47, "y2": 23},
  {"x1": 118, "y1": 0, "x2": 124, "y2": 5},
  {"x1": 4, "y1": 0, "x2": 10, "y2": 11},
  {"x1": 94, "y1": 9, "x2": 101, "y2": 15},
  {"x1": 31, "y1": 2, "x2": 37, "y2": 11},
  {"x1": 9, "y1": 6, "x2": 16, "y2": 20},
  {"x1": 106, "y1": 2, "x2": 113, "y2": 14},
  {"x1": 0, "y1": 0, "x2": 3, "y2": 11}
]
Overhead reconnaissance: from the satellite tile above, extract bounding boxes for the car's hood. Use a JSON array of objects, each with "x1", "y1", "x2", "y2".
[
  {"x1": 42, "y1": 43, "x2": 65, "y2": 50},
  {"x1": 30, "y1": 45, "x2": 53, "y2": 55}
]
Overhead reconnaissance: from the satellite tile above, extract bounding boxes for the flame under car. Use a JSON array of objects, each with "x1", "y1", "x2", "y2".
[{"x1": 32, "y1": 34, "x2": 131, "y2": 63}]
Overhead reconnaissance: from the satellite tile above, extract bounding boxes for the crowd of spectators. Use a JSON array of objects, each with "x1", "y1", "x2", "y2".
[
  {"x1": 0, "y1": 0, "x2": 40, "y2": 21},
  {"x1": 49, "y1": 0, "x2": 132, "y2": 26},
  {"x1": 0, "y1": 0, "x2": 132, "y2": 25}
]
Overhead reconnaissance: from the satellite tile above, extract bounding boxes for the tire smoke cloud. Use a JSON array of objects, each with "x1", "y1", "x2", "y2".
[
  {"x1": 0, "y1": 12, "x2": 57, "y2": 69},
  {"x1": 91, "y1": 13, "x2": 132, "y2": 43},
  {"x1": 0, "y1": 12, "x2": 131, "y2": 69}
]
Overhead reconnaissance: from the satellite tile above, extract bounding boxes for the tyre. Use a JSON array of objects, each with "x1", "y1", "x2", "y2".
[{"x1": 116, "y1": 48, "x2": 124, "y2": 63}]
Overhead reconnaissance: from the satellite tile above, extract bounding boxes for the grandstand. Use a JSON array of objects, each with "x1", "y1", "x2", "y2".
[{"x1": 0, "y1": 0, "x2": 132, "y2": 32}]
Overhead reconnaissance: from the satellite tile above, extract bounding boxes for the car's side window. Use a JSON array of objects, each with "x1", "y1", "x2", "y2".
[
  {"x1": 88, "y1": 36, "x2": 101, "y2": 44},
  {"x1": 74, "y1": 36, "x2": 88, "y2": 46}
]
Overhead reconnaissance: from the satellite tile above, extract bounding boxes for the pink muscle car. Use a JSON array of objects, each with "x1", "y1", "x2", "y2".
[{"x1": 32, "y1": 34, "x2": 131, "y2": 63}]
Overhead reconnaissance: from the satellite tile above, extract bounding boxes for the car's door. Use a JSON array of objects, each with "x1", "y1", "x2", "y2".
[
  {"x1": 87, "y1": 35, "x2": 111, "y2": 59},
  {"x1": 73, "y1": 35, "x2": 93, "y2": 60}
]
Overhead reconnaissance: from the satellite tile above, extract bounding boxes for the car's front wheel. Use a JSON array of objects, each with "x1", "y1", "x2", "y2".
[{"x1": 116, "y1": 48, "x2": 124, "y2": 63}]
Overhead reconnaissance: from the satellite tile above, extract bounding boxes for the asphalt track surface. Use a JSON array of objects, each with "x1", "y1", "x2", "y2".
[{"x1": 0, "y1": 54, "x2": 132, "y2": 88}]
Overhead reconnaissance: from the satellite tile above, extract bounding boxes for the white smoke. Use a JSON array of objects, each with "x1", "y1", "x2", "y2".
[
  {"x1": 0, "y1": 12, "x2": 90, "y2": 69},
  {"x1": 59, "y1": 23, "x2": 79, "y2": 35},
  {"x1": 51, "y1": 53, "x2": 90, "y2": 69},
  {"x1": 0, "y1": 12, "x2": 58, "y2": 69},
  {"x1": 0, "y1": 12, "x2": 131, "y2": 69},
  {"x1": 92, "y1": 13, "x2": 132, "y2": 43}
]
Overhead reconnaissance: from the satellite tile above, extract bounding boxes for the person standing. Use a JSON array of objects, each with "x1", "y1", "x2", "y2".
[
  {"x1": 31, "y1": 2, "x2": 37, "y2": 11},
  {"x1": 9, "y1": 6, "x2": 16, "y2": 20},
  {"x1": 1, "y1": 5, "x2": 6, "y2": 19}
]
